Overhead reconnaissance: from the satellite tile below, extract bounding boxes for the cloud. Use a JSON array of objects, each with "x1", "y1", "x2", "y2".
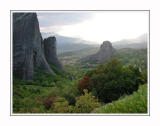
[
  {"x1": 37, "y1": 11, "x2": 149, "y2": 44},
  {"x1": 37, "y1": 12, "x2": 93, "y2": 27},
  {"x1": 56, "y1": 11, "x2": 149, "y2": 43}
]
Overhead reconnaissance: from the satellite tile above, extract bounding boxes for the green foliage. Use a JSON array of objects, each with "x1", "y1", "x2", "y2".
[
  {"x1": 32, "y1": 67, "x2": 69, "y2": 87},
  {"x1": 13, "y1": 50, "x2": 147, "y2": 114},
  {"x1": 74, "y1": 89, "x2": 101, "y2": 113},
  {"x1": 114, "y1": 48, "x2": 147, "y2": 71},
  {"x1": 52, "y1": 101, "x2": 70, "y2": 113},
  {"x1": 13, "y1": 66, "x2": 81, "y2": 113},
  {"x1": 16, "y1": 98, "x2": 45, "y2": 113},
  {"x1": 61, "y1": 83, "x2": 80, "y2": 105},
  {"x1": 13, "y1": 77, "x2": 26, "y2": 85},
  {"x1": 49, "y1": 64, "x2": 64, "y2": 76},
  {"x1": 13, "y1": 85, "x2": 48, "y2": 113},
  {"x1": 48, "y1": 97, "x2": 72, "y2": 113},
  {"x1": 142, "y1": 70, "x2": 148, "y2": 83},
  {"x1": 78, "y1": 58, "x2": 146, "y2": 103},
  {"x1": 63, "y1": 64, "x2": 90, "y2": 80},
  {"x1": 93, "y1": 84, "x2": 147, "y2": 113}
]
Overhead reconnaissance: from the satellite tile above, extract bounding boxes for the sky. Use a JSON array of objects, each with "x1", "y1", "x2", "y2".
[{"x1": 37, "y1": 11, "x2": 149, "y2": 44}]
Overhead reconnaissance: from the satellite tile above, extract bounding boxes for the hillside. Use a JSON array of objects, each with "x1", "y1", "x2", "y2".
[
  {"x1": 13, "y1": 58, "x2": 147, "y2": 113},
  {"x1": 58, "y1": 46, "x2": 147, "y2": 72},
  {"x1": 93, "y1": 84, "x2": 147, "y2": 113},
  {"x1": 12, "y1": 12, "x2": 148, "y2": 114},
  {"x1": 114, "y1": 48, "x2": 147, "y2": 71},
  {"x1": 112, "y1": 34, "x2": 148, "y2": 49}
]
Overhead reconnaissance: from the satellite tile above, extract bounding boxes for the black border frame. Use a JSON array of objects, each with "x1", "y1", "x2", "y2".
[{"x1": 10, "y1": 10, "x2": 150, "y2": 116}]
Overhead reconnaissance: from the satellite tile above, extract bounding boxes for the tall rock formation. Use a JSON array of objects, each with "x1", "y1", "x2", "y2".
[
  {"x1": 13, "y1": 13, "x2": 54, "y2": 80},
  {"x1": 44, "y1": 36, "x2": 63, "y2": 70},
  {"x1": 79, "y1": 41, "x2": 115, "y2": 63}
]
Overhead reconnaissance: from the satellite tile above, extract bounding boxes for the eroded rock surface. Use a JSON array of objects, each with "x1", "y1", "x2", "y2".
[
  {"x1": 13, "y1": 13, "x2": 54, "y2": 80},
  {"x1": 80, "y1": 41, "x2": 115, "y2": 63},
  {"x1": 44, "y1": 37, "x2": 63, "y2": 70}
]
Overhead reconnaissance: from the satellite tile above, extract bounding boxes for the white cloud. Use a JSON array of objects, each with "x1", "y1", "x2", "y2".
[{"x1": 38, "y1": 11, "x2": 149, "y2": 44}]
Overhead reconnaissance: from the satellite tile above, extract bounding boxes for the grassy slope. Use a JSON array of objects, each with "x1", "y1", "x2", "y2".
[{"x1": 93, "y1": 84, "x2": 147, "y2": 113}]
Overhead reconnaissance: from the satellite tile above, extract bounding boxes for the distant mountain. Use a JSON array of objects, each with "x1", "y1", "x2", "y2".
[
  {"x1": 112, "y1": 34, "x2": 148, "y2": 49},
  {"x1": 79, "y1": 41, "x2": 115, "y2": 63},
  {"x1": 41, "y1": 32, "x2": 148, "y2": 53},
  {"x1": 41, "y1": 32, "x2": 99, "y2": 53}
]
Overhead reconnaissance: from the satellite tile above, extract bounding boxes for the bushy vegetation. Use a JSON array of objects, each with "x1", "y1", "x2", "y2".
[
  {"x1": 74, "y1": 89, "x2": 101, "y2": 113},
  {"x1": 78, "y1": 58, "x2": 146, "y2": 103},
  {"x1": 93, "y1": 84, "x2": 147, "y2": 113},
  {"x1": 13, "y1": 55, "x2": 147, "y2": 113},
  {"x1": 13, "y1": 79, "x2": 100, "y2": 113},
  {"x1": 13, "y1": 66, "x2": 80, "y2": 113},
  {"x1": 13, "y1": 65, "x2": 100, "y2": 113}
]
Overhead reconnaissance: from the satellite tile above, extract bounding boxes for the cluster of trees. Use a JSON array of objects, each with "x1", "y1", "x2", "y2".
[
  {"x1": 13, "y1": 84, "x2": 100, "y2": 113},
  {"x1": 78, "y1": 58, "x2": 147, "y2": 103},
  {"x1": 94, "y1": 84, "x2": 147, "y2": 113},
  {"x1": 13, "y1": 57, "x2": 147, "y2": 113},
  {"x1": 13, "y1": 65, "x2": 99, "y2": 113}
]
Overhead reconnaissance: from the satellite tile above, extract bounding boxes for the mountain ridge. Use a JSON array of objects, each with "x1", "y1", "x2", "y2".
[
  {"x1": 79, "y1": 41, "x2": 115, "y2": 63},
  {"x1": 41, "y1": 32, "x2": 99, "y2": 53}
]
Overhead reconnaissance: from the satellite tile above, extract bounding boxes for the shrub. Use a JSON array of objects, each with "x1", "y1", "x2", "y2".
[
  {"x1": 49, "y1": 64, "x2": 64, "y2": 76},
  {"x1": 52, "y1": 101, "x2": 69, "y2": 113},
  {"x1": 61, "y1": 83, "x2": 80, "y2": 105},
  {"x1": 142, "y1": 70, "x2": 147, "y2": 83},
  {"x1": 48, "y1": 96, "x2": 75, "y2": 113},
  {"x1": 78, "y1": 76, "x2": 90, "y2": 92},
  {"x1": 74, "y1": 89, "x2": 100, "y2": 113},
  {"x1": 15, "y1": 98, "x2": 45, "y2": 113},
  {"x1": 78, "y1": 58, "x2": 146, "y2": 103},
  {"x1": 43, "y1": 94, "x2": 56, "y2": 110},
  {"x1": 93, "y1": 84, "x2": 147, "y2": 113}
]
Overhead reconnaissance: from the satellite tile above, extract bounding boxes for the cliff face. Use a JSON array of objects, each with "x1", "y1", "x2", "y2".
[
  {"x1": 96, "y1": 41, "x2": 115, "y2": 62},
  {"x1": 44, "y1": 37, "x2": 63, "y2": 70},
  {"x1": 13, "y1": 13, "x2": 54, "y2": 80},
  {"x1": 80, "y1": 41, "x2": 115, "y2": 63}
]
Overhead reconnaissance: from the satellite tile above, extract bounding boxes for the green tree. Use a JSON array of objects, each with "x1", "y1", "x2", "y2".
[{"x1": 78, "y1": 58, "x2": 145, "y2": 103}]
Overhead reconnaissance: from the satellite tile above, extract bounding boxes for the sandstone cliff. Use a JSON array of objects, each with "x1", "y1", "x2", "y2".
[
  {"x1": 13, "y1": 13, "x2": 54, "y2": 80},
  {"x1": 79, "y1": 41, "x2": 115, "y2": 63},
  {"x1": 44, "y1": 36, "x2": 63, "y2": 70}
]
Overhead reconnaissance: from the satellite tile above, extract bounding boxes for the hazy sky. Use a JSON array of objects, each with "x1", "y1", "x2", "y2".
[{"x1": 37, "y1": 11, "x2": 149, "y2": 44}]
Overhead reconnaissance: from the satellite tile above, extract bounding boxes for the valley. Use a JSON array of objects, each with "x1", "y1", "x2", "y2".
[{"x1": 12, "y1": 12, "x2": 148, "y2": 114}]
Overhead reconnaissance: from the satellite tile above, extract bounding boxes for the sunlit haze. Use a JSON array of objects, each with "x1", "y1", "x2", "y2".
[{"x1": 37, "y1": 11, "x2": 149, "y2": 44}]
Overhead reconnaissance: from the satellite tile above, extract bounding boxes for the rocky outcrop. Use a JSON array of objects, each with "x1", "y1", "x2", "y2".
[
  {"x1": 79, "y1": 41, "x2": 115, "y2": 63},
  {"x1": 44, "y1": 37, "x2": 63, "y2": 70},
  {"x1": 13, "y1": 13, "x2": 54, "y2": 80}
]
